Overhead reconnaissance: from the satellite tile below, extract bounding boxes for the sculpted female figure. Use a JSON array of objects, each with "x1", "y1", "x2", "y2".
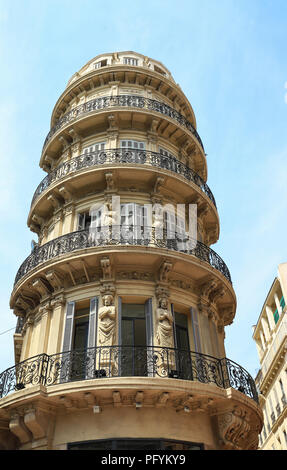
[
  {"x1": 98, "y1": 295, "x2": 117, "y2": 346},
  {"x1": 156, "y1": 297, "x2": 174, "y2": 349}
]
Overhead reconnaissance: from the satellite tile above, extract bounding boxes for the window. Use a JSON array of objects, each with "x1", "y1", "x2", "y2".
[
  {"x1": 78, "y1": 212, "x2": 91, "y2": 230},
  {"x1": 94, "y1": 59, "x2": 107, "y2": 69},
  {"x1": 61, "y1": 298, "x2": 98, "y2": 381},
  {"x1": 121, "y1": 140, "x2": 145, "y2": 150},
  {"x1": 123, "y1": 57, "x2": 138, "y2": 66},
  {"x1": 83, "y1": 142, "x2": 106, "y2": 154},
  {"x1": 68, "y1": 438, "x2": 203, "y2": 450},
  {"x1": 118, "y1": 298, "x2": 153, "y2": 377}
]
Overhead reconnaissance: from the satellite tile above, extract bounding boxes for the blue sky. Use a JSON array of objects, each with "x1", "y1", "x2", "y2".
[{"x1": 0, "y1": 0, "x2": 287, "y2": 378}]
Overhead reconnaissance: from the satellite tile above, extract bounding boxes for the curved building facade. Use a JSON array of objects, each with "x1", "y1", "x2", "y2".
[{"x1": 0, "y1": 52, "x2": 262, "y2": 450}]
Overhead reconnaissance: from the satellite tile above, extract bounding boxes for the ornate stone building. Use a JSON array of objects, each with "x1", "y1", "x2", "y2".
[
  {"x1": 253, "y1": 263, "x2": 287, "y2": 450},
  {"x1": 0, "y1": 52, "x2": 262, "y2": 450}
]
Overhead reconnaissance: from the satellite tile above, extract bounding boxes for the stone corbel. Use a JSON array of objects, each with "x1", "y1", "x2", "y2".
[
  {"x1": 197, "y1": 203, "x2": 209, "y2": 220},
  {"x1": 32, "y1": 214, "x2": 44, "y2": 228},
  {"x1": 135, "y1": 391, "x2": 144, "y2": 408},
  {"x1": 58, "y1": 135, "x2": 71, "y2": 151},
  {"x1": 29, "y1": 222, "x2": 41, "y2": 235},
  {"x1": 9, "y1": 411, "x2": 32, "y2": 445},
  {"x1": 217, "y1": 406, "x2": 257, "y2": 450},
  {"x1": 198, "y1": 278, "x2": 218, "y2": 300},
  {"x1": 156, "y1": 392, "x2": 169, "y2": 408},
  {"x1": 220, "y1": 306, "x2": 235, "y2": 326},
  {"x1": 158, "y1": 259, "x2": 173, "y2": 283},
  {"x1": 113, "y1": 391, "x2": 122, "y2": 408},
  {"x1": 45, "y1": 270, "x2": 64, "y2": 291},
  {"x1": 32, "y1": 278, "x2": 51, "y2": 299},
  {"x1": 44, "y1": 153, "x2": 55, "y2": 170},
  {"x1": 100, "y1": 256, "x2": 113, "y2": 281},
  {"x1": 146, "y1": 119, "x2": 159, "y2": 147},
  {"x1": 15, "y1": 293, "x2": 37, "y2": 311},
  {"x1": 153, "y1": 176, "x2": 165, "y2": 194},
  {"x1": 23, "y1": 405, "x2": 52, "y2": 441},
  {"x1": 58, "y1": 185, "x2": 73, "y2": 203},
  {"x1": 209, "y1": 284, "x2": 225, "y2": 304},
  {"x1": 47, "y1": 193, "x2": 62, "y2": 210}
]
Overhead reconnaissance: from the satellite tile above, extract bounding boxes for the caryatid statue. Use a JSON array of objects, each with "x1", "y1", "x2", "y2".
[
  {"x1": 156, "y1": 297, "x2": 174, "y2": 349},
  {"x1": 98, "y1": 294, "x2": 117, "y2": 346}
]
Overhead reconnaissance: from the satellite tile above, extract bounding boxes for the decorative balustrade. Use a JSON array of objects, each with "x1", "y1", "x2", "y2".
[
  {"x1": 32, "y1": 149, "x2": 215, "y2": 207},
  {"x1": 0, "y1": 346, "x2": 258, "y2": 402},
  {"x1": 14, "y1": 226, "x2": 231, "y2": 286},
  {"x1": 43, "y1": 95, "x2": 204, "y2": 151}
]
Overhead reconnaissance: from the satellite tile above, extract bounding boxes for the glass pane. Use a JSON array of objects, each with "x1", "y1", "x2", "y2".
[
  {"x1": 121, "y1": 318, "x2": 133, "y2": 346},
  {"x1": 175, "y1": 312, "x2": 188, "y2": 328},
  {"x1": 134, "y1": 318, "x2": 146, "y2": 346},
  {"x1": 122, "y1": 304, "x2": 145, "y2": 318},
  {"x1": 116, "y1": 440, "x2": 160, "y2": 450}
]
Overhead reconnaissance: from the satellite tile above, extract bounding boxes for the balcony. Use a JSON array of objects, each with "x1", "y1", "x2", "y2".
[
  {"x1": 0, "y1": 346, "x2": 258, "y2": 402},
  {"x1": 31, "y1": 149, "x2": 216, "y2": 208},
  {"x1": 13, "y1": 226, "x2": 232, "y2": 287},
  {"x1": 42, "y1": 95, "x2": 204, "y2": 152}
]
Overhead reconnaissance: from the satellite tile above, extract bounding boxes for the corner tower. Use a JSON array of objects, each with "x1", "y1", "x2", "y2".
[{"x1": 0, "y1": 52, "x2": 262, "y2": 450}]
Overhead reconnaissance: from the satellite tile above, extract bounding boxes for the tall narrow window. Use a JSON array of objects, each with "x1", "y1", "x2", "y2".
[
  {"x1": 173, "y1": 311, "x2": 192, "y2": 380},
  {"x1": 118, "y1": 299, "x2": 153, "y2": 377},
  {"x1": 61, "y1": 298, "x2": 99, "y2": 382}
]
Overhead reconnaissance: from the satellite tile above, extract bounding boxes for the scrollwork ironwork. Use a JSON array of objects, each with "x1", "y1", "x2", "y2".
[
  {"x1": 43, "y1": 95, "x2": 204, "y2": 151},
  {"x1": 14, "y1": 226, "x2": 231, "y2": 286},
  {"x1": 0, "y1": 347, "x2": 258, "y2": 403},
  {"x1": 31, "y1": 149, "x2": 215, "y2": 207}
]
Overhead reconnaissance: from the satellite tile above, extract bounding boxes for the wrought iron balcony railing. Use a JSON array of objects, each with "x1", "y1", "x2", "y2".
[
  {"x1": 32, "y1": 149, "x2": 216, "y2": 207},
  {"x1": 43, "y1": 95, "x2": 204, "y2": 151},
  {"x1": 14, "y1": 227, "x2": 231, "y2": 286},
  {"x1": 0, "y1": 346, "x2": 258, "y2": 403}
]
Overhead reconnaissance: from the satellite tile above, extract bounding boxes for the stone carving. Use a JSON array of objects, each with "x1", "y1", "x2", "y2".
[
  {"x1": 156, "y1": 297, "x2": 174, "y2": 348},
  {"x1": 98, "y1": 294, "x2": 117, "y2": 346},
  {"x1": 217, "y1": 406, "x2": 260, "y2": 450},
  {"x1": 118, "y1": 271, "x2": 153, "y2": 281},
  {"x1": 158, "y1": 260, "x2": 173, "y2": 283}
]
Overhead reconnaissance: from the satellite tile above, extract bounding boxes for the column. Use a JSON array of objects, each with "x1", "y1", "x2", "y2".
[
  {"x1": 261, "y1": 315, "x2": 271, "y2": 343},
  {"x1": 266, "y1": 305, "x2": 276, "y2": 331},
  {"x1": 274, "y1": 293, "x2": 282, "y2": 315}
]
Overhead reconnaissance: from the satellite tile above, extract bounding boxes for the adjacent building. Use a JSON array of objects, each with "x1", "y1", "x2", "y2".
[
  {"x1": 0, "y1": 52, "x2": 262, "y2": 450},
  {"x1": 253, "y1": 263, "x2": 287, "y2": 450}
]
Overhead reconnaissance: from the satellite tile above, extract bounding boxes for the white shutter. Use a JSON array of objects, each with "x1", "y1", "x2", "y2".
[
  {"x1": 135, "y1": 204, "x2": 143, "y2": 238},
  {"x1": 83, "y1": 142, "x2": 105, "y2": 154},
  {"x1": 190, "y1": 307, "x2": 202, "y2": 353},
  {"x1": 62, "y1": 302, "x2": 75, "y2": 352},
  {"x1": 85, "y1": 297, "x2": 98, "y2": 379},
  {"x1": 120, "y1": 140, "x2": 145, "y2": 149},
  {"x1": 87, "y1": 297, "x2": 98, "y2": 349},
  {"x1": 145, "y1": 298, "x2": 153, "y2": 347}
]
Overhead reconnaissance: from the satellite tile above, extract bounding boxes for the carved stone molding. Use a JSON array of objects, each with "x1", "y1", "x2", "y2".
[
  {"x1": 217, "y1": 405, "x2": 260, "y2": 450},
  {"x1": 158, "y1": 259, "x2": 173, "y2": 283}
]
